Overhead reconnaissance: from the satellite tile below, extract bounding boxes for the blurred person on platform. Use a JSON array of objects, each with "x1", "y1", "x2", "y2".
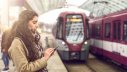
[
  {"x1": 1, "y1": 28, "x2": 10, "y2": 71},
  {"x1": 1, "y1": 22, "x2": 18, "y2": 71}
]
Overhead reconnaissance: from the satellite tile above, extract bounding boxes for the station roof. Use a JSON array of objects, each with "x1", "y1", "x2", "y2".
[
  {"x1": 24, "y1": 0, "x2": 127, "y2": 17},
  {"x1": 80, "y1": 0, "x2": 127, "y2": 17},
  {"x1": 24, "y1": 0, "x2": 66, "y2": 15}
]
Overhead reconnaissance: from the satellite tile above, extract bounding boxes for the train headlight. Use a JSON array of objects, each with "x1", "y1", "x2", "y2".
[
  {"x1": 62, "y1": 41, "x2": 65, "y2": 45},
  {"x1": 84, "y1": 41, "x2": 87, "y2": 44}
]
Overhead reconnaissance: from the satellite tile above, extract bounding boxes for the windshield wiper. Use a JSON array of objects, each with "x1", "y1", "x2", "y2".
[{"x1": 74, "y1": 30, "x2": 82, "y2": 41}]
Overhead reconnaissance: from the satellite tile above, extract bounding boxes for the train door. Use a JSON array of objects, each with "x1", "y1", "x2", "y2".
[
  {"x1": 103, "y1": 22, "x2": 113, "y2": 58},
  {"x1": 91, "y1": 20, "x2": 103, "y2": 55},
  {"x1": 90, "y1": 23, "x2": 96, "y2": 53},
  {"x1": 112, "y1": 20, "x2": 122, "y2": 62}
]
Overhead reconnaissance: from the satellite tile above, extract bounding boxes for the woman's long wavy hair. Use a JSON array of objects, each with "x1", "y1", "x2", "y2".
[{"x1": 15, "y1": 10, "x2": 40, "y2": 61}]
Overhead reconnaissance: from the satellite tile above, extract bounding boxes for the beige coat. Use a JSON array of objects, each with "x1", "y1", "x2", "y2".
[{"x1": 8, "y1": 37, "x2": 47, "y2": 72}]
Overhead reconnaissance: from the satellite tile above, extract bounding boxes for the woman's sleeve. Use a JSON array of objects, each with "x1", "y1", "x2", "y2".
[{"x1": 8, "y1": 38, "x2": 47, "y2": 72}]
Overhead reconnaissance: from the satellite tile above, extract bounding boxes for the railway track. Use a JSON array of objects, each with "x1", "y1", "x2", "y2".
[
  {"x1": 64, "y1": 61, "x2": 95, "y2": 72},
  {"x1": 64, "y1": 56, "x2": 127, "y2": 72}
]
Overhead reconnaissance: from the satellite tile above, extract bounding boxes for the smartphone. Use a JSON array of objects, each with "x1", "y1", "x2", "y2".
[
  {"x1": 51, "y1": 46, "x2": 58, "y2": 55},
  {"x1": 54, "y1": 46, "x2": 58, "y2": 51}
]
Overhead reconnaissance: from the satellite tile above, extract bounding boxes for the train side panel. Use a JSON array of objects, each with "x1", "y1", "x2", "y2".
[{"x1": 90, "y1": 10, "x2": 127, "y2": 68}]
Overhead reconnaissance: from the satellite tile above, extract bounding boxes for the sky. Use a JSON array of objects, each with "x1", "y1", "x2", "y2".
[{"x1": 66, "y1": 0, "x2": 87, "y2": 6}]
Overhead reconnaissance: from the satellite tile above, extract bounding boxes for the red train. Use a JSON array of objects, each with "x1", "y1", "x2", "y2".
[
  {"x1": 55, "y1": 7, "x2": 90, "y2": 61},
  {"x1": 89, "y1": 9, "x2": 127, "y2": 68}
]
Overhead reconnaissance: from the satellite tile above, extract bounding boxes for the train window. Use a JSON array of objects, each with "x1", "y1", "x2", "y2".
[
  {"x1": 65, "y1": 14, "x2": 84, "y2": 43},
  {"x1": 118, "y1": 22, "x2": 121, "y2": 40},
  {"x1": 105, "y1": 23, "x2": 111, "y2": 38},
  {"x1": 91, "y1": 25, "x2": 95, "y2": 38},
  {"x1": 86, "y1": 18, "x2": 89, "y2": 38},
  {"x1": 94, "y1": 24, "x2": 101, "y2": 39},
  {"x1": 123, "y1": 21, "x2": 127, "y2": 41},
  {"x1": 56, "y1": 17, "x2": 63, "y2": 39},
  {"x1": 113, "y1": 22, "x2": 117, "y2": 40}
]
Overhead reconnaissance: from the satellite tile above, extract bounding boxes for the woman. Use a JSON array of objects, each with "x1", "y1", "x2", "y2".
[{"x1": 8, "y1": 10, "x2": 55, "y2": 72}]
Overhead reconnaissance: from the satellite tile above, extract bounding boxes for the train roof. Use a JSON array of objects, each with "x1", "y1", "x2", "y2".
[
  {"x1": 89, "y1": 9, "x2": 127, "y2": 23},
  {"x1": 80, "y1": 0, "x2": 127, "y2": 17},
  {"x1": 38, "y1": 6, "x2": 90, "y2": 25}
]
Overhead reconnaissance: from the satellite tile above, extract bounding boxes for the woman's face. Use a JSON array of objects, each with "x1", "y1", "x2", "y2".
[{"x1": 28, "y1": 16, "x2": 38, "y2": 34}]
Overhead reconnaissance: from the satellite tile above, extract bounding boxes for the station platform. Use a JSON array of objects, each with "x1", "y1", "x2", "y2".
[{"x1": 0, "y1": 51, "x2": 68, "y2": 72}]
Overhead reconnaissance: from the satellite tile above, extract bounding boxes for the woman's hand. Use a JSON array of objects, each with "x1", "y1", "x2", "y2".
[{"x1": 43, "y1": 48, "x2": 55, "y2": 60}]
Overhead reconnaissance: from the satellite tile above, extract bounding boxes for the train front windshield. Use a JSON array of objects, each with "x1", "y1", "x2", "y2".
[{"x1": 66, "y1": 14, "x2": 84, "y2": 44}]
